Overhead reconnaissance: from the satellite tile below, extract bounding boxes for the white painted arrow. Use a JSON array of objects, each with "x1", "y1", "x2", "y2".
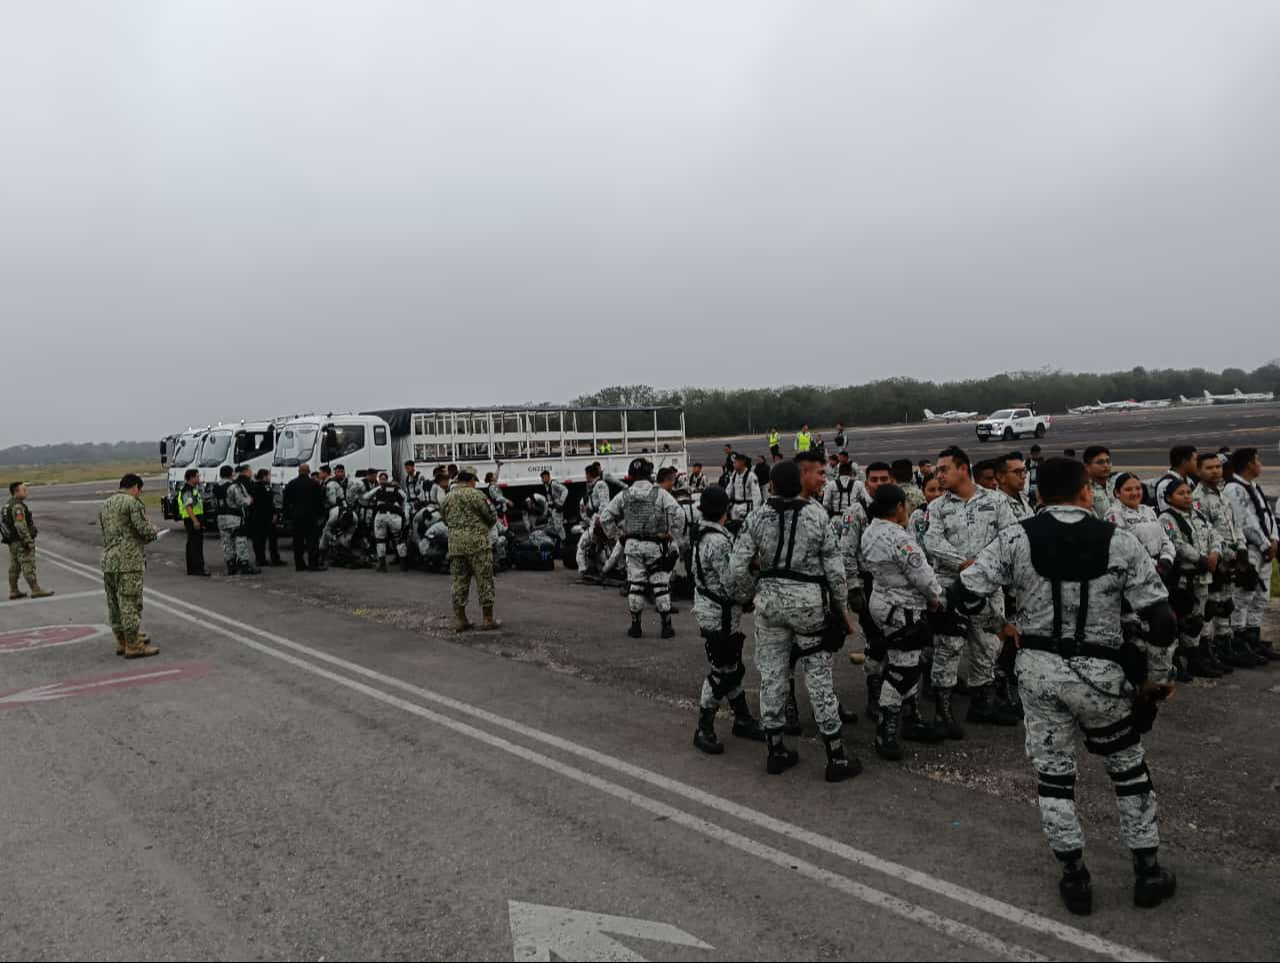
[
  {"x1": 508, "y1": 901, "x2": 712, "y2": 962},
  {"x1": 0, "y1": 668, "x2": 186, "y2": 705}
]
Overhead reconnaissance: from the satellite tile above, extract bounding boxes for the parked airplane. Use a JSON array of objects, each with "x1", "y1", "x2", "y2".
[
  {"x1": 1203, "y1": 388, "x2": 1276, "y2": 403},
  {"x1": 1179, "y1": 394, "x2": 1213, "y2": 407},
  {"x1": 923, "y1": 408, "x2": 979, "y2": 422}
]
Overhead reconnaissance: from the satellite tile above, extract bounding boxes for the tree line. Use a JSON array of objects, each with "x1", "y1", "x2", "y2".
[
  {"x1": 572, "y1": 361, "x2": 1280, "y2": 438},
  {"x1": 0, "y1": 441, "x2": 157, "y2": 466}
]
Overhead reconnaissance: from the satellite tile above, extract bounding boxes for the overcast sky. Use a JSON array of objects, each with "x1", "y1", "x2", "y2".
[{"x1": 3, "y1": 1, "x2": 1278, "y2": 446}]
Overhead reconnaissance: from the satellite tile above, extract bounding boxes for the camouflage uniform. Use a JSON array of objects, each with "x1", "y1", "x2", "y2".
[
  {"x1": 1005, "y1": 490, "x2": 1034, "y2": 522},
  {"x1": 320, "y1": 477, "x2": 348, "y2": 549},
  {"x1": 541, "y1": 480, "x2": 570, "y2": 542},
  {"x1": 3, "y1": 496, "x2": 39, "y2": 595},
  {"x1": 225, "y1": 479, "x2": 256, "y2": 571},
  {"x1": 371, "y1": 483, "x2": 408, "y2": 563},
  {"x1": 1090, "y1": 480, "x2": 1114, "y2": 521},
  {"x1": 861, "y1": 518, "x2": 943, "y2": 709},
  {"x1": 908, "y1": 506, "x2": 929, "y2": 544},
  {"x1": 959, "y1": 506, "x2": 1170, "y2": 856},
  {"x1": 837, "y1": 499, "x2": 870, "y2": 604},
  {"x1": 441, "y1": 485, "x2": 497, "y2": 609},
  {"x1": 921, "y1": 487, "x2": 1018, "y2": 689},
  {"x1": 730, "y1": 497, "x2": 848, "y2": 737},
  {"x1": 402, "y1": 471, "x2": 429, "y2": 514},
  {"x1": 213, "y1": 482, "x2": 237, "y2": 568},
  {"x1": 99, "y1": 492, "x2": 157, "y2": 644},
  {"x1": 1161, "y1": 506, "x2": 1220, "y2": 650},
  {"x1": 1105, "y1": 504, "x2": 1175, "y2": 565},
  {"x1": 692, "y1": 520, "x2": 745, "y2": 708},
  {"x1": 725, "y1": 469, "x2": 763, "y2": 526},
  {"x1": 823, "y1": 476, "x2": 864, "y2": 519},
  {"x1": 1225, "y1": 478, "x2": 1278, "y2": 637},
  {"x1": 1193, "y1": 481, "x2": 1244, "y2": 642},
  {"x1": 600, "y1": 481, "x2": 683, "y2": 615},
  {"x1": 900, "y1": 482, "x2": 927, "y2": 516}
]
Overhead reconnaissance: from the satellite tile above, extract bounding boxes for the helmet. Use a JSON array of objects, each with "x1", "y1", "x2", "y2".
[{"x1": 628, "y1": 457, "x2": 653, "y2": 480}]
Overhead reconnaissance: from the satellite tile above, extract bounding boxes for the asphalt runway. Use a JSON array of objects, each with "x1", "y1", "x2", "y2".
[
  {"x1": 688, "y1": 402, "x2": 1280, "y2": 475},
  {"x1": 3, "y1": 411, "x2": 1279, "y2": 960}
]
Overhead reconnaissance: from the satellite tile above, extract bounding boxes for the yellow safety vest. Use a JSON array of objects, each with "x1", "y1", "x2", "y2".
[
  {"x1": 768, "y1": 432, "x2": 779, "y2": 448},
  {"x1": 796, "y1": 432, "x2": 811, "y2": 452},
  {"x1": 177, "y1": 484, "x2": 204, "y2": 520}
]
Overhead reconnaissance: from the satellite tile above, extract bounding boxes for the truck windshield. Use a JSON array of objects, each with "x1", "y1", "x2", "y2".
[
  {"x1": 198, "y1": 432, "x2": 233, "y2": 467},
  {"x1": 275, "y1": 426, "x2": 318, "y2": 467},
  {"x1": 171, "y1": 435, "x2": 200, "y2": 467},
  {"x1": 989, "y1": 410, "x2": 1014, "y2": 420}
]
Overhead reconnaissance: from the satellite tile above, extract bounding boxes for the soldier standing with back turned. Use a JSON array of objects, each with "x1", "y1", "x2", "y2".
[{"x1": 100, "y1": 474, "x2": 159, "y2": 658}]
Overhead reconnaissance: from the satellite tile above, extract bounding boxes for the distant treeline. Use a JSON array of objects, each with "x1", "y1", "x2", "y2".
[
  {"x1": 573, "y1": 362, "x2": 1280, "y2": 438},
  {"x1": 0, "y1": 441, "x2": 157, "y2": 466}
]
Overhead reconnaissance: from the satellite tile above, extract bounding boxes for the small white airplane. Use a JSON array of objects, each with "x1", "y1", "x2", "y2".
[
  {"x1": 1203, "y1": 388, "x2": 1276, "y2": 403},
  {"x1": 923, "y1": 408, "x2": 978, "y2": 422},
  {"x1": 1179, "y1": 393, "x2": 1213, "y2": 407},
  {"x1": 1067, "y1": 403, "x2": 1105, "y2": 415},
  {"x1": 1136, "y1": 398, "x2": 1172, "y2": 409}
]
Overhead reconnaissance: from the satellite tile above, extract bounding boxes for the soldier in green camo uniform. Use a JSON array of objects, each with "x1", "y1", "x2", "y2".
[
  {"x1": 730, "y1": 460, "x2": 859, "y2": 783},
  {"x1": 442, "y1": 466, "x2": 500, "y2": 632},
  {"x1": 3, "y1": 481, "x2": 54, "y2": 599},
  {"x1": 99, "y1": 474, "x2": 159, "y2": 658},
  {"x1": 1159, "y1": 477, "x2": 1222, "y2": 680},
  {"x1": 957, "y1": 457, "x2": 1177, "y2": 916}
]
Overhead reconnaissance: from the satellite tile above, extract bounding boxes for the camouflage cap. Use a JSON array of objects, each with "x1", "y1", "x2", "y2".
[{"x1": 457, "y1": 465, "x2": 479, "y2": 480}]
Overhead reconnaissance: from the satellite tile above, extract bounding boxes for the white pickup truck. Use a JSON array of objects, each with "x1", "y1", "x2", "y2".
[{"x1": 974, "y1": 406, "x2": 1050, "y2": 443}]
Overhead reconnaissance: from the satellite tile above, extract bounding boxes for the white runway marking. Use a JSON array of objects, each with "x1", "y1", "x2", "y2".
[
  {"x1": 0, "y1": 589, "x2": 103, "y2": 609},
  {"x1": 40, "y1": 548, "x2": 1159, "y2": 962}
]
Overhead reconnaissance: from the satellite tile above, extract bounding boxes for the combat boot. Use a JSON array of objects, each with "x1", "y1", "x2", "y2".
[
  {"x1": 1172, "y1": 652, "x2": 1194, "y2": 682},
  {"x1": 822, "y1": 731, "x2": 862, "y2": 783},
  {"x1": 480, "y1": 606, "x2": 502, "y2": 631},
  {"x1": 1055, "y1": 850, "x2": 1093, "y2": 916},
  {"x1": 29, "y1": 584, "x2": 54, "y2": 599},
  {"x1": 1209, "y1": 636, "x2": 1234, "y2": 674},
  {"x1": 9, "y1": 588, "x2": 27, "y2": 600},
  {"x1": 1247, "y1": 627, "x2": 1280, "y2": 663},
  {"x1": 783, "y1": 678, "x2": 803, "y2": 736},
  {"x1": 934, "y1": 688, "x2": 964, "y2": 740},
  {"x1": 837, "y1": 702, "x2": 858, "y2": 726},
  {"x1": 901, "y1": 699, "x2": 948, "y2": 743},
  {"x1": 765, "y1": 730, "x2": 799, "y2": 775},
  {"x1": 875, "y1": 705, "x2": 903, "y2": 761},
  {"x1": 627, "y1": 613, "x2": 643, "y2": 638},
  {"x1": 452, "y1": 606, "x2": 473, "y2": 632},
  {"x1": 377, "y1": 557, "x2": 388, "y2": 573},
  {"x1": 1186, "y1": 642, "x2": 1223, "y2": 679},
  {"x1": 122, "y1": 632, "x2": 159, "y2": 659},
  {"x1": 966, "y1": 684, "x2": 1020, "y2": 726},
  {"x1": 728, "y1": 694, "x2": 766, "y2": 741},
  {"x1": 659, "y1": 613, "x2": 675, "y2": 639},
  {"x1": 1231, "y1": 630, "x2": 1267, "y2": 667},
  {"x1": 864, "y1": 674, "x2": 883, "y2": 725},
  {"x1": 693, "y1": 707, "x2": 723, "y2": 755},
  {"x1": 114, "y1": 631, "x2": 126, "y2": 657},
  {"x1": 1132, "y1": 848, "x2": 1177, "y2": 908},
  {"x1": 997, "y1": 672, "x2": 1024, "y2": 719}
]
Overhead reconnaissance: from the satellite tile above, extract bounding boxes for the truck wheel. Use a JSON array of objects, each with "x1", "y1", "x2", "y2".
[
  {"x1": 1002, "y1": 428, "x2": 1014, "y2": 441},
  {"x1": 1035, "y1": 423, "x2": 1046, "y2": 438}
]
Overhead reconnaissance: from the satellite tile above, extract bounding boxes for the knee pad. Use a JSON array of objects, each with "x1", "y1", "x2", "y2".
[
  {"x1": 1203, "y1": 598, "x2": 1219, "y2": 620},
  {"x1": 884, "y1": 661, "x2": 922, "y2": 696},
  {"x1": 1180, "y1": 614, "x2": 1205, "y2": 638},
  {"x1": 1216, "y1": 597, "x2": 1234, "y2": 618},
  {"x1": 1080, "y1": 715, "x2": 1141, "y2": 755},
  {"x1": 1108, "y1": 761, "x2": 1154, "y2": 798},
  {"x1": 1037, "y1": 770, "x2": 1076, "y2": 801}
]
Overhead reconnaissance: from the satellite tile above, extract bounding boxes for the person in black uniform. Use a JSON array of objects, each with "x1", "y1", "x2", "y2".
[
  {"x1": 250, "y1": 468, "x2": 284, "y2": 567},
  {"x1": 283, "y1": 464, "x2": 326, "y2": 572}
]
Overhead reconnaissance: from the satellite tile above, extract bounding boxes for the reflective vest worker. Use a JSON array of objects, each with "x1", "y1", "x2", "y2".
[
  {"x1": 795, "y1": 426, "x2": 812, "y2": 453},
  {"x1": 177, "y1": 468, "x2": 209, "y2": 576},
  {"x1": 768, "y1": 431, "x2": 780, "y2": 456},
  {"x1": 599, "y1": 440, "x2": 614, "y2": 455}
]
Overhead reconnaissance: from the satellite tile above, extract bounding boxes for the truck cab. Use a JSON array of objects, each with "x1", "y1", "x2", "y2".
[
  {"x1": 193, "y1": 420, "x2": 283, "y2": 519},
  {"x1": 975, "y1": 405, "x2": 1049, "y2": 443},
  {"x1": 161, "y1": 429, "x2": 209, "y2": 520},
  {"x1": 271, "y1": 414, "x2": 394, "y2": 515}
]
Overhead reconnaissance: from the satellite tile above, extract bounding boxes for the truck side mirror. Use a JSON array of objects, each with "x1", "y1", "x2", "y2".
[{"x1": 160, "y1": 440, "x2": 168, "y2": 465}]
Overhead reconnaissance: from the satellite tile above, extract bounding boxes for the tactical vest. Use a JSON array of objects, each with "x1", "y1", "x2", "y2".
[
  {"x1": 693, "y1": 526, "x2": 735, "y2": 634},
  {"x1": 832, "y1": 478, "x2": 856, "y2": 513},
  {"x1": 757, "y1": 498, "x2": 828, "y2": 594},
  {"x1": 1020, "y1": 511, "x2": 1114, "y2": 650},
  {"x1": 0, "y1": 500, "x2": 20, "y2": 544},
  {"x1": 1228, "y1": 477, "x2": 1276, "y2": 535},
  {"x1": 213, "y1": 481, "x2": 232, "y2": 513},
  {"x1": 178, "y1": 484, "x2": 204, "y2": 520},
  {"x1": 623, "y1": 486, "x2": 668, "y2": 538}
]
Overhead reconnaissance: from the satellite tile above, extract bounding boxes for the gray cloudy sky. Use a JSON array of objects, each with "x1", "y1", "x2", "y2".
[{"x1": 3, "y1": 1, "x2": 1279, "y2": 447}]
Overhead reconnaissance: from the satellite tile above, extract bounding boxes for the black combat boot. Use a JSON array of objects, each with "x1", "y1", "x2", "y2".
[
  {"x1": 1132, "y1": 848, "x2": 1177, "y2": 908},
  {"x1": 377, "y1": 557, "x2": 388, "y2": 573},
  {"x1": 660, "y1": 613, "x2": 675, "y2": 639},
  {"x1": 822, "y1": 731, "x2": 862, "y2": 783},
  {"x1": 728, "y1": 693, "x2": 766, "y2": 741},
  {"x1": 1055, "y1": 850, "x2": 1093, "y2": 916},
  {"x1": 765, "y1": 729, "x2": 799, "y2": 775},
  {"x1": 1173, "y1": 651, "x2": 1194, "y2": 682},
  {"x1": 901, "y1": 698, "x2": 948, "y2": 743},
  {"x1": 693, "y1": 707, "x2": 723, "y2": 755},
  {"x1": 997, "y1": 671, "x2": 1024, "y2": 719},
  {"x1": 225, "y1": 560, "x2": 239, "y2": 576},
  {"x1": 1232, "y1": 630, "x2": 1268, "y2": 667},
  {"x1": 1187, "y1": 642, "x2": 1223, "y2": 678},
  {"x1": 783, "y1": 678, "x2": 803, "y2": 736},
  {"x1": 837, "y1": 702, "x2": 858, "y2": 726},
  {"x1": 1248, "y1": 627, "x2": 1280, "y2": 663},
  {"x1": 627, "y1": 613, "x2": 643, "y2": 639},
  {"x1": 875, "y1": 705, "x2": 903, "y2": 761},
  {"x1": 865, "y1": 674, "x2": 883, "y2": 725},
  {"x1": 965, "y1": 684, "x2": 1020, "y2": 726},
  {"x1": 1209, "y1": 636, "x2": 1234, "y2": 674},
  {"x1": 934, "y1": 688, "x2": 964, "y2": 740}
]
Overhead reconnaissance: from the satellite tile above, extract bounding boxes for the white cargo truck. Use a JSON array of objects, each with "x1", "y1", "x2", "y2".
[{"x1": 270, "y1": 413, "x2": 395, "y2": 517}]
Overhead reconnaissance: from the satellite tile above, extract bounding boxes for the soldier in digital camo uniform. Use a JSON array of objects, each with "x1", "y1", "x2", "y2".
[{"x1": 957, "y1": 458, "x2": 1177, "y2": 916}]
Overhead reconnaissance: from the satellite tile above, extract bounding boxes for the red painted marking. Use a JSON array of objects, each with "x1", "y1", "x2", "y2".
[
  {"x1": 0, "y1": 661, "x2": 215, "y2": 708},
  {"x1": 0, "y1": 625, "x2": 110, "y2": 653}
]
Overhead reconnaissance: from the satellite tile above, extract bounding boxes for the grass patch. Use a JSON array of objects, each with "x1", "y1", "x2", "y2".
[{"x1": 4, "y1": 460, "x2": 162, "y2": 487}]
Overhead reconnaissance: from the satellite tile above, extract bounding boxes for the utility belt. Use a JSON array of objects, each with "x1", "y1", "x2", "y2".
[
  {"x1": 761, "y1": 568, "x2": 847, "y2": 655},
  {"x1": 1020, "y1": 634, "x2": 1149, "y2": 688}
]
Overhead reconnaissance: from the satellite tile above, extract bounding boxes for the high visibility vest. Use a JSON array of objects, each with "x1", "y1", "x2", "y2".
[
  {"x1": 178, "y1": 484, "x2": 204, "y2": 520},
  {"x1": 768, "y1": 432, "x2": 779, "y2": 448},
  {"x1": 796, "y1": 432, "x2": 811, "y2": 452},
  {"x1": 599, "y1": 441, "x2": 613, "y2": 454}
]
